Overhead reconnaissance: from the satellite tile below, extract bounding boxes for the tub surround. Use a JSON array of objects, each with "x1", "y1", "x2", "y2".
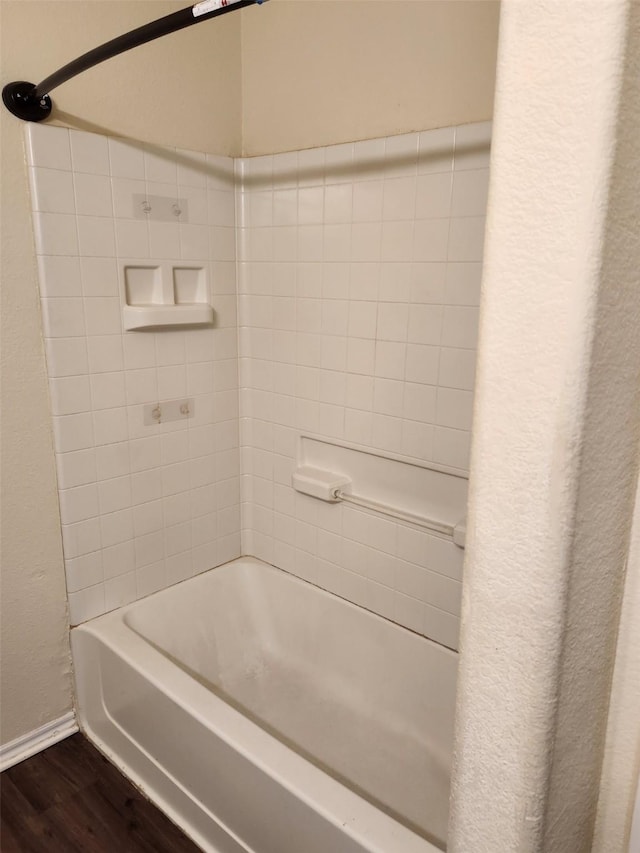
[
  {"x1": 26, "y1": 124, "x2": 241, "y2": 625},
  {"x1": 27, "y1": 121, "x2": 489, "y2": 648}
]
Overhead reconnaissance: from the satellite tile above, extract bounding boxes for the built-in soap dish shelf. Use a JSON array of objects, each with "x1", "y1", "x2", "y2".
[{"x1": 122, "y1": 262, "x2": 213, "y2": 331}]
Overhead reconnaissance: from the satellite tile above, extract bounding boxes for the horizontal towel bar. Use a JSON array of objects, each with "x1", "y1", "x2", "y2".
[{"x1": 332, "y1": 488, "x2": 455, "y2": 539}]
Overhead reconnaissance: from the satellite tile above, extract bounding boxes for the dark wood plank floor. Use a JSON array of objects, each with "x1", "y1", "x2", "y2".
[{"x1": 0, "y1": 733, "x2": 202, "y2": 852}]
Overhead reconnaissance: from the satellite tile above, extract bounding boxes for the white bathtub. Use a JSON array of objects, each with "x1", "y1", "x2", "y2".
[{"x1": 72, "y1": 557, "x2": 457, "y2": 853}]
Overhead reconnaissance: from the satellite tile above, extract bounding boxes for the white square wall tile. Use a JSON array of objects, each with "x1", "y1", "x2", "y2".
[
  {"x1": 45, "y1": 338, "x2": 88, "y2": 377},
  {"x1": 207, "y1": 153, "x2": 235, "y2": 190},
  {"x1": 352, "y1": 181, "x2": 384, "y2": 223},
  {"x1": 61, "y1": 518, "x2": 101, "y2": 560},
  {"x1": 372, "y1": 414, "x2": 404, "y2": 454},
  {"x1": 77, "y1": 216, "x2": 116, "y2": 257},
  {"x1": 29, "y1": 168, "x2": 76, "y2": 214},
  {"x1": 37, "y1": 256, "x2": 82, "y2": 297},
  {"x1": 70, "y1": 130, "x2": 110, "y2": 175},
  {"x1": 415, "y1": 172, "x2": 453, "y2": 219},
  {"x1": 134, "y1": 500, "x2": 164, "y2": 537},
  {"x1": 130, "y1": 436, "x2": 161, "y2": 473},
  {"x1": 324, "y1": 143, "x2": 354, "y2": 183},
  {"x1": 33, "y1": 213, "x2": 78, "y2": 256},
  {"x1": 381, "y1": 221, "x2": 414, "y2": 263},
  {"x1": 87, "y1": 336, "x2": 123, "y2": 374},
  {"x1": 90, "y1": 372, "x2": 127, "y2": 410},
  {"x1": 375, "y1": 341, "x2": 406, "y2": 380},
  {"x1": 55, "y1": 449, "x2": 97, "y2": 490},
  {"x1": 144, "y1": 148, "x2": 177, "y2": 184},
  {"x1": 92, "y1": 407, "x2": 128, "y2": 446},
  {"x1": 382, "y1": 178, "x2": 416, "y2": 221},
  {"x1": 384, "y1": 133, "x2": 418, "y2": 178},
  {"x1": 413, "y1": 219, "x2": 449, "y2": 263},
  {"x1": 410, "y1": 263, "x2": 446, "y2": 304},
  {"x1": 126, "y1": 368, "x2": 158, "y2": 405},
  {"x1": 68, "y1": 584, "x2": 106, "y2": 626},
  {"x1": 352, "y1": 137, "x2": 386, "y2": 174},
  {"x1": 49, "y1": 375, "x2": 92, "y2": 416},
  {"x1": 136, "y1": 560, "x2": 168, "y2": 597},
  {"x1": 135, "y1": 531, "x2": 165, "y2": 568},
  {"x1": 445, "y1": 263, "x2": 482, "y2": 306},
  {"x1": 433, "y1": 426, "x2": 471, "y2": 470},
  {"x1": 108, "y1": 137, "x2": 145, "y2": 179},
  {"x1": 454, "y1": 121, "x2": 492, "y2": 171},
  {"x1": 100, "y1": 508, "x2": 134, "y2": 548},
  {"x1": 124, "y1": 334, "x2": 157, "y2": 370},
  {"x1": 104, "y1": 573, "x2": 137, "y2": 610},
  {"x1": 84, "y1": 297, "x2": 121, "y2": 336},
  {"x1": 53, "y1": 413, "x2": 94, "y2": 453},
  {"x1": 80, "y1": 257, "x2": 119, "y2": 297},
  {"x1": 448, "y1": 217, "x2": 486, "y2": 262},
  {"x1": 438, "y1": 347, "x2": 477, "y2": 391},
  {"x1": 407, "y1": 304, "x2": 443, "y2": 346},
  {"x1": 436, "y1": 388, "x2": 474, "y2": 431},
  {"x1": 26, "y1": 124, "x2": 71, "y2": 170},
  {"x1": 98, "y1": 476, "x2": 132, "y2": 515},
  {"x1": 403, "y1": 382, "x2": 437, "y2": 422},
  {"x1": 373, "y1": 378, "x2": 404, "y2": 416},
  {"x1": 41, "y1": 298, "x2": 85, "y2": 338},
  {"x1": 418, "y1": 126, "x2": 455, "y2": 174},
  {"x1": 177, "y1": 149, "x2": 207, "y2": 188},
  {"x1": 59, "y1": 483, "x2": 99, "y2": 524},
  {"x1": 405, "y1": 344, "x2": 440, "y2": 385},
  {"x1": 149, "y1": 222, "x2": 181, "y2": 259},
  {"x1": 96, "y1": 442, "x2": 130, "y2": 481},
  {"x1": 347, "y1": 338, "x2": 376, "y2": 375},
  {"x1": 451, "y1": 169, "x2": 490, "y2": 217},
  {"x1": 324, "y1": 184, "x2": 352, "y2": 223},
  {"x1": 74, "y1": 173, "x2": 113, "y2": 217},
  {"x1": 441, "y1": 306, "x2": 480, "y2": 349}
]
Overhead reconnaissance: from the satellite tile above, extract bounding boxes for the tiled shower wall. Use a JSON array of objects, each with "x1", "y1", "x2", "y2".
[
  {"x1": 238, "y1": 123, "x2": 490, "y2": 648},
  {"x1": 27, "y1": 121, "x2": 488, "y2": 646},
  {"x1": 26, "y1": 124, "x2": 240, "y2": 624}
]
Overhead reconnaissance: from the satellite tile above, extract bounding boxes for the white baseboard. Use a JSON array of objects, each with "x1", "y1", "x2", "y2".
[{"x1": 0, "y1": 711, "x2": 78, "y2": 772}]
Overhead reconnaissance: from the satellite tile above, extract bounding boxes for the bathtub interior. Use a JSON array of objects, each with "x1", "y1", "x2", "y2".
[{"x1": 124, "y1": 558, "x2": 457, "y2": 847}]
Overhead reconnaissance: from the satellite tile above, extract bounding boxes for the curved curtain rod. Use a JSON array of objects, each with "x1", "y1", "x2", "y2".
[{"x1": 2, "y1": 0, "x2": 268, "y2": 122}]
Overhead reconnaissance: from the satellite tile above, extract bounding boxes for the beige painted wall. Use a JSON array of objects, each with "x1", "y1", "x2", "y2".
[
  {"x1": 241, "y1": 0, "x2": 500, "y2": 156},
  {"x1": 0, "y1": 0, "x2": 243, "y2": 746},
  {"x1": 1, "y1": 1, "x2": 243, "y2": 152},
  {"x1": 1, "y1": 102, "x2": 73, "y2": 746}
]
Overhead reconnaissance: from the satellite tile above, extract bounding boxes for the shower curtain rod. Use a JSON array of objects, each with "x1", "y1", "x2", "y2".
[{"x1": 2, "y1": 0, "x2": 268, "y2": 122}]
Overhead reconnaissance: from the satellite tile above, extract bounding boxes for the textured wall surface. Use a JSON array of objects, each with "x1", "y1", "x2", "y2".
[
  {"x1": 450, "y1": 1, "x2": 640, "y2": 851},
  {"x1": 0, "y1": 96, "x2": 73, "y2": 747}
]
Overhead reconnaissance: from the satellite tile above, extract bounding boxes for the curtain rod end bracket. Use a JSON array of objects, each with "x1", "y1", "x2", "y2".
[{"x1": 3, "y1": 82, "x2": 52, "y2": 122}]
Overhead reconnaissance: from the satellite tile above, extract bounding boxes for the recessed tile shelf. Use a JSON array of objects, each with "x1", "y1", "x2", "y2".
[{"x1": 122, "y1": 262, "x2": 213, "y2": 331}]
